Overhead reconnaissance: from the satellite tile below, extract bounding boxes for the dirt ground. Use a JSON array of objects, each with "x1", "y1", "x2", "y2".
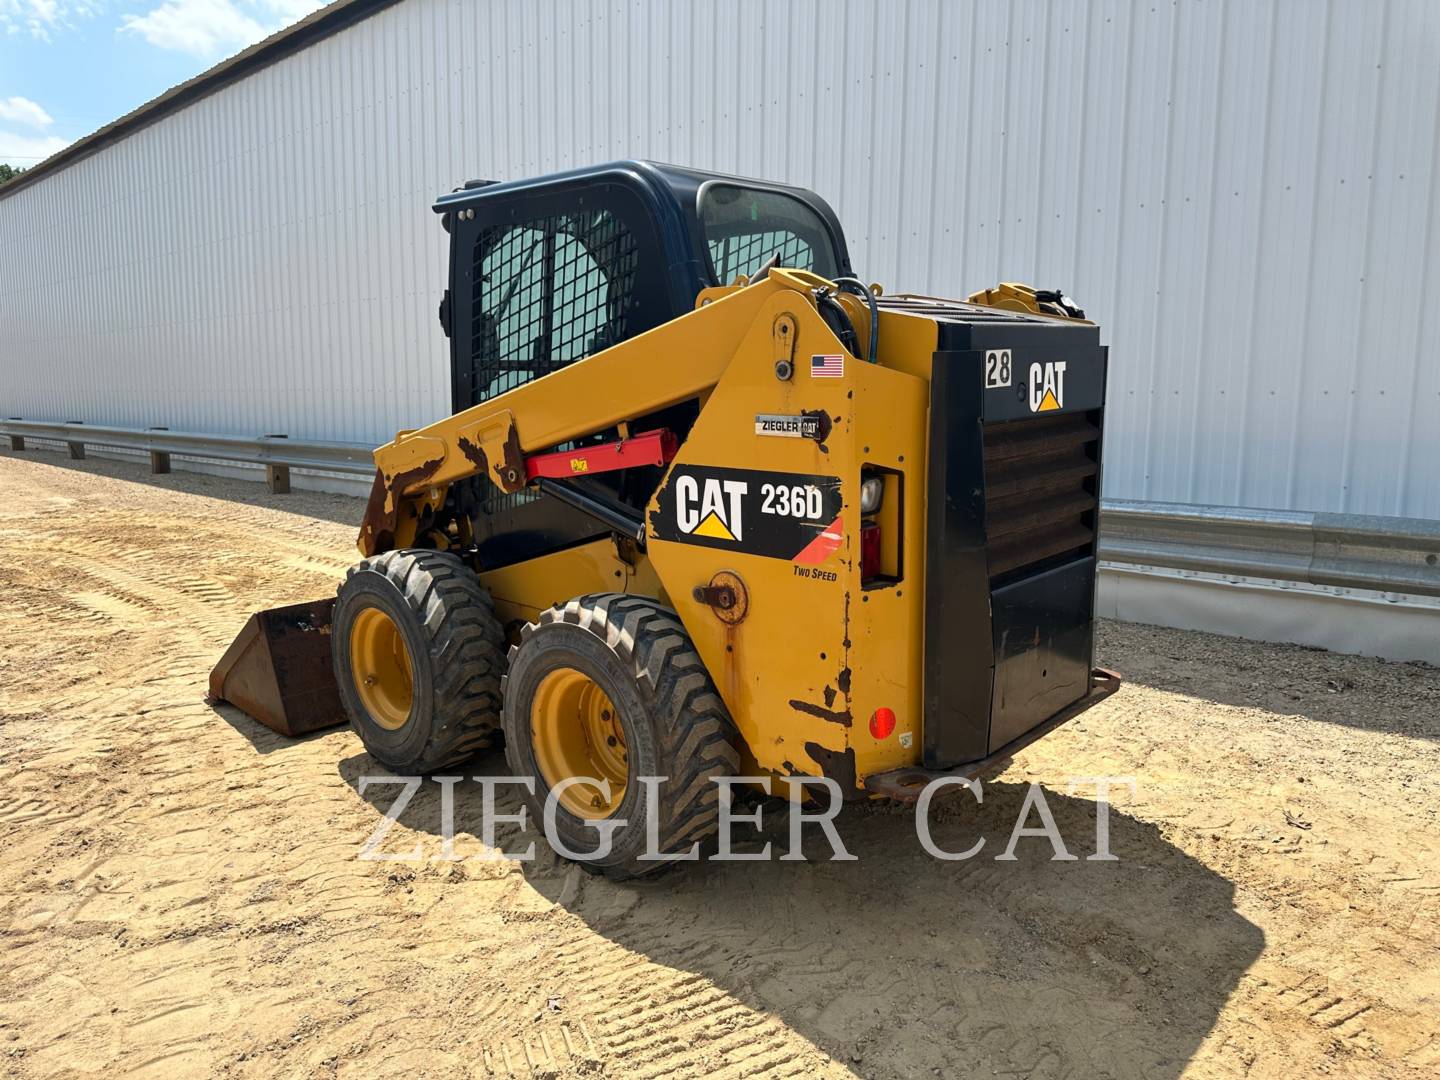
[{"x1": 0, "y1": 448, "x2": 1437, "y2": 1080}]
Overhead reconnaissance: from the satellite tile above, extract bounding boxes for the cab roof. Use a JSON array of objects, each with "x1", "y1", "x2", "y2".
[{"x1": 432, "y1": 159, "x2": 854, "y2": 291}]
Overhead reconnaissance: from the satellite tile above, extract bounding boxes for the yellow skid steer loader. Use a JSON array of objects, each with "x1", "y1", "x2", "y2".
[{"x1": 212, "y1": 161, "x2": 1118, "y2": 877}]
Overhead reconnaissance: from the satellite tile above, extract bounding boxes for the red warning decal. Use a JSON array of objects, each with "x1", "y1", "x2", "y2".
[{"x1": 792, "y1": 515, "x2": 844, "y2": 565}]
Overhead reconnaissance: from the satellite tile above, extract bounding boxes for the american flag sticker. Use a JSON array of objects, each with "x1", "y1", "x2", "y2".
[{"x1": 810, "y1": 353, "x2": 845, "y2": 378}]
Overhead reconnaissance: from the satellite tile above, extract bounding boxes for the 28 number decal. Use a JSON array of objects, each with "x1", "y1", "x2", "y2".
[
  {"x1": 985, "y1": 348, "x2": 1012, "y2": 389},
  {"x1": 760, "y1": 482, "x2": 824, "y2": 520}
]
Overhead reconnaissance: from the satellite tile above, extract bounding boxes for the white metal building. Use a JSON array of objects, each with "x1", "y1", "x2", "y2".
[{"x1": 2, "y1": 0, "x2": 1438, "y2": 656}]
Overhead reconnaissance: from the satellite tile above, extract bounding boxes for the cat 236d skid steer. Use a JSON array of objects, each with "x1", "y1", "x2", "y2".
[{"x1": 210, "y1": 161, "x2": 1119, "y2": 877}]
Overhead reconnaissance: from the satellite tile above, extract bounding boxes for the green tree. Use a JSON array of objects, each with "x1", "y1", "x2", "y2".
[{"x1": 0, "y1": 163, "x2": 25, "y2": 186}]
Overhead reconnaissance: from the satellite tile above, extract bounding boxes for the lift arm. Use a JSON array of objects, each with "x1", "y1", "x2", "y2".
[{"x1": 357, "y1": 271, "x2": 819, "y2": 555}]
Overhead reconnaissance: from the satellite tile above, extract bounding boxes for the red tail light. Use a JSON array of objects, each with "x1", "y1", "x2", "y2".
[
  {"x1": 860, "y1": 521, "x2": 882, "y2": 580},
  {"x1": 869, "y1": 707, "x2": 896, "y2": 740}
]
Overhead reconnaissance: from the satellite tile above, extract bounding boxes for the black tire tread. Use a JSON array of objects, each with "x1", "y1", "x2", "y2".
[
  {"x1": 508, "y1": 592, "x2": 739, "y2": 876},
  {"x1": 341, "y1": 549, "x2": 504, "y2": 773}
]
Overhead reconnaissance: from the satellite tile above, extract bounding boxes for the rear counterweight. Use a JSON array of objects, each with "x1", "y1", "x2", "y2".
[{"x1": 919, "y1": 311, "x2": 1108, "y2": 769}]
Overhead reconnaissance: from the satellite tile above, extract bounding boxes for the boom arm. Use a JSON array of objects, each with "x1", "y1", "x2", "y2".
[{"x1": 357, "y1": 270, "x2": 825, "y2": 555}]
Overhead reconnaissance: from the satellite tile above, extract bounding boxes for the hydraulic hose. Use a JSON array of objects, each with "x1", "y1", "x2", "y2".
[{"x1": 832, "y1": 277, "x2": 879, "y2": 364}]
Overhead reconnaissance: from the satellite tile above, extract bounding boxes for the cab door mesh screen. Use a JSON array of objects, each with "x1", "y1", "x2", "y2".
[
  {"x1": 708, "y1": 229, "x2": 814, "y2": 283},
  {"x1": 470, "y1": 210, "x2": 639, "y2": 402}
]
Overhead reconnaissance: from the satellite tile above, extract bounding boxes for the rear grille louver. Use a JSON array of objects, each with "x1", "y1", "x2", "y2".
[{"x1": 983, "y1": 411, "x2": 1100, "y2": 580}]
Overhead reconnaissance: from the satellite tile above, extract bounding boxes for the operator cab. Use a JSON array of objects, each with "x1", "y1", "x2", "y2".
[
  {"x1": 434, "y1": 160, "x2": 852, "y2": 410},
  {"x1": 432, "y1": 161, "x2": 854, "y2": 568}
]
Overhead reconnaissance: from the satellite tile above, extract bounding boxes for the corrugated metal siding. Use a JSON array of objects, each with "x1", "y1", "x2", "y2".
[{"x1": 2, "y1": 0, "x2": 1437, "y2": 518}]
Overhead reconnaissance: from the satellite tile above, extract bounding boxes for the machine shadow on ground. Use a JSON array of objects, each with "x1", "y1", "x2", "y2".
[
  {"x1": 338, "y1": 749, "x2": 1265, "y2": 1079},
  {"x1": 212, "y1": 701, "x2": 339, "y2": 754}
]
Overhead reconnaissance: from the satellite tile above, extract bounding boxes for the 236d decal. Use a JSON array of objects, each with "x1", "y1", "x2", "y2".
[{"x1": 649, "y1": 465, "x2": 844, "y2": 563}]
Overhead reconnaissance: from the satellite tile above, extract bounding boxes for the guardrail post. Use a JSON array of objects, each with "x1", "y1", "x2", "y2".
[
  {"x1": 147, "y1": 427, "x2": 171, "y2": 474},
  {"x1": 66, "y1": 421, "x2": 85, "y2": 460},
  {"x1": 263, "y1": 434, "x2": 291, "y2": 494},
  {"x1": 6, "y1": 418, "x2": 21, "y2": 451}
]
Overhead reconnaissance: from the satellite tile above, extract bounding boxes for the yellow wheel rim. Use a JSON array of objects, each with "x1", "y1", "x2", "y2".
[
  {"x1": 349, "y1": 606, "x2": 414, "y2": 731},
  {"x1": 530, "y1": 667, "x2": 629, "y2": 819}
]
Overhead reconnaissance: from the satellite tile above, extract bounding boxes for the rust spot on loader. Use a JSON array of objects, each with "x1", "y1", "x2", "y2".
[
  {"x1": 788, "y1": 697, "x2": 852, "y2": 727},
  {"x1": 357, "y1": 469, "x2": 391, "y2": 554},
  {"x1": 720, "y1": 621, "x2": 743, "y2": 713},
  {"x1": 805, "y1": 408, "x2": 832, "y2": 454},
  {"x1": 456, "y1": 436, "x2": 487, "y2": 473},
  {"x1": 357, "y1": 457, "x2": 445, "y2": 556},
  {"x1": 803, "y1": 742, "x2": 860, "y2": 798},
  {"x1": 499, "y1": 425, "x2": 526, "y2": 489},
  {"x1": 460, "y1": 425, "x2": 527, "y2": 491}
]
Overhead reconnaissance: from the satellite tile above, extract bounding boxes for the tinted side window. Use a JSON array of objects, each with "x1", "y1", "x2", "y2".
[
  {"x1": 701, "y1": 185, "x2": 841, "y2": 283},
  {"x1": 471, "y1": 210, "x2": 640, "y2": 401}
]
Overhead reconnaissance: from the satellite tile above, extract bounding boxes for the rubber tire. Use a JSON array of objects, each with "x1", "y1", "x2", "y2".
[
  {"x1": 333, "y1": 549, "x2": 505, "y2": 774},
  {"x1": 502, "y1": 594, "x2": 739, "y2": 880}
]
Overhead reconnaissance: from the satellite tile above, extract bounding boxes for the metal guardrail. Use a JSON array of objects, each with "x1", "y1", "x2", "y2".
[
  {"x1": 1, "y1": 418, "x2": 374, "y2": 493},
  {"x1": 4, "y1": 419, "x2": 1438, "y2": 598},
  {"x1": 1100, "y1": 499, "x2": 1440, "y2": 599}
]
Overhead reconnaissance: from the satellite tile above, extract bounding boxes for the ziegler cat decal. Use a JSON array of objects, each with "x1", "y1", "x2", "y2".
[{"x1": 650, "y1": 465, "x2": 844, "y2": 562}]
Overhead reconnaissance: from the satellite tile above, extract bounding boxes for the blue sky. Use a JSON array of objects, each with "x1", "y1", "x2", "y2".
[{"x1": 1, "y1": 1, "x2": 325, "y2": 168}]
